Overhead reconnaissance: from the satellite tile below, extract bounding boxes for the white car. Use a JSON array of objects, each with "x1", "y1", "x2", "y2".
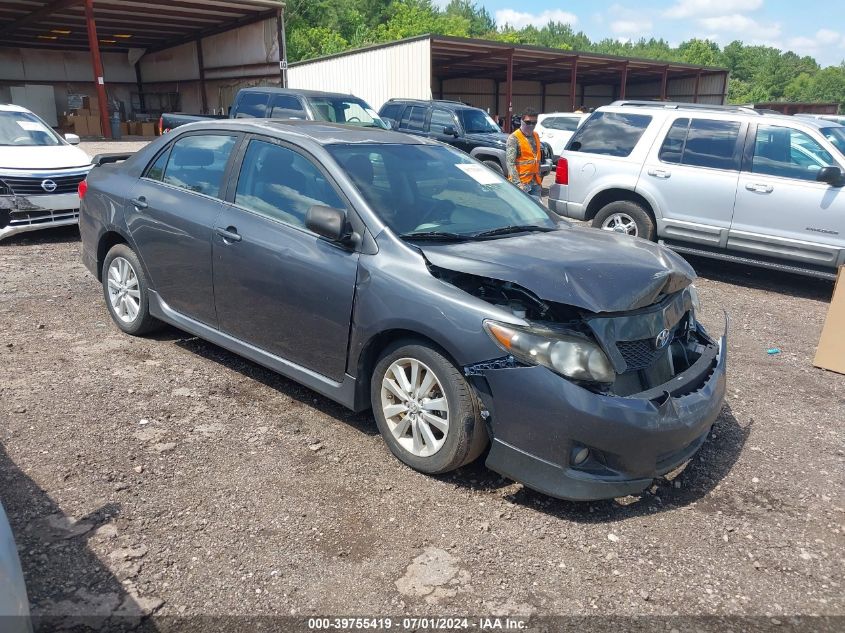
[
  {"x1": 536, "y1": 112, "x2": 587, "y2": 159},
  {"x1": 0, "y1": 104, "x2": 91, "y2": 241}
]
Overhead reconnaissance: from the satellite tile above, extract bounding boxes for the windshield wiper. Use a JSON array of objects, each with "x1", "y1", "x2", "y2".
[
  {"x1": 471, "y1": 225, "x2": 556, "y2": 239},
  {"x1": 399, "y1": 231, "x2": 470, "y2": 242}
]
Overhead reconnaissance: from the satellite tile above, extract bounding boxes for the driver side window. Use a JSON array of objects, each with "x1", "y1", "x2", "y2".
[{"x1": 752, "y1": 125, "x2": 836, "y2": 181}]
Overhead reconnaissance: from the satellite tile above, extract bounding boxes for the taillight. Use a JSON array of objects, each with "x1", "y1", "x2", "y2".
[
  {"x1": 158, "y1": 116, "x2": 163, "y2": 135},
  {"x1": 555, "y1": 157, "x2": 569, "y2": 185},
  {"x1": 78, "y1": 179, "x2": 88, "y2": 199}
]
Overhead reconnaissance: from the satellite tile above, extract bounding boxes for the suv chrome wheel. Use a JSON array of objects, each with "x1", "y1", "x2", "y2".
[
  {"x1": 107, "y1": 256, "x2": 140, "y2": 323},
  {"x1": 600, "y1": 212, "x2": 638, "y2": 236},
  {"x1": 380, "y1": 357, "x2": 449, "y2": 457}
]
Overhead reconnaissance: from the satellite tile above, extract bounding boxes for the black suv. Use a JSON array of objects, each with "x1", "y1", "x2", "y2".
[{"x1": 379, "y1": 99, "x2": 553, "y2": 177}]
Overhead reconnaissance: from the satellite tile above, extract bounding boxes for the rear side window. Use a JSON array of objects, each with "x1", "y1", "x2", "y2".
[
  {"x1": 234, "y1": 92, "x2": 269, "y2": 118},
  {"x1": 659, "y1": 118, "x2": 742, "y2": 170},
  {"x1": 269, "y1": 95, "x2": 306, "y2": 119},
  {"x1": 567, "y1": 112, "x2": 652, "y2": 157},
  {"x1": 145, "y1": 149, "x2": 170, "y2": 181},
  {"x1": 541, "y1": 117, "x2": 580, "y2": 132},
  {"x1": 399, "y1": 106, "x2": 426, "y2": 131},
  {"x1": 161, "y1": 135, "x2": 237, "y2": 198}
]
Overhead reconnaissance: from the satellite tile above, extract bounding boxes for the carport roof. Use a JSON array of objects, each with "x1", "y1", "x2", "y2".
[{"x1": 0, "y1": 0, "x2": 284, "y2": 54}]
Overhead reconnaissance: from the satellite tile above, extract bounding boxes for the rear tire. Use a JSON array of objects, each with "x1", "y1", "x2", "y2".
[
  {"x1": 371, "y1": 341, "x2": 488, "y2": 474},
  {"x1": 102, "y1": 244, "x2": 161, "y2": 336},
  {"x1": 592, "y1": 200, "x2": 656, "y2": 240}
]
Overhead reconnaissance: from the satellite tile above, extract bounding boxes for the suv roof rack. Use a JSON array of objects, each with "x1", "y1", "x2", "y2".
[{"x1": 610, "y1": 100, "x2": 764, "y2": 115}]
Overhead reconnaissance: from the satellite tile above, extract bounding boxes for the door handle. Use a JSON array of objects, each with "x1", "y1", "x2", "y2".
[
  {"x1": 745, "y1": 183, "x2": 773, "y2": 193},
  {"x1": 647, "y1": 168, "x2": 671, "y2": 179},
  {"x1": 215, "y1": 226, "x2": 242, "y2": 243},
  {"x1": 130, "y1": 196, "x2": 148, "y2": 209}
]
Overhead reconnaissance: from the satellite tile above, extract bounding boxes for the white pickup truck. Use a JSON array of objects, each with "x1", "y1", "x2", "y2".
[{"x1": 0, "y1": 104, "x2": 92, "y2": 241}]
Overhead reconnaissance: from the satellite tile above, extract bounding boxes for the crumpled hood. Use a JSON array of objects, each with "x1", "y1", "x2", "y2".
[
  {"x1": 419, "y1": 228, "x2": 696, "y2": 313},
  {"x1": 0, "y1": 145, "x2": 91, "y2": 171},
  {"x1": 465, "y1": 131, "x2": 508, "y2": 146}
]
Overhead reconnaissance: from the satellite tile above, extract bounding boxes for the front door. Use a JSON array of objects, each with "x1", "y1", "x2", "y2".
[
  {"x1": 729, "y1": 123, "x2": 845, "y2": 267},
  {"x1": 212, "y1": 137, "x2": 359, "y2": 381},
  {"x1": 641, "y1": 116, "x2": 744, "y2": 246},
  {"x1": 125, "y1": 132, "x2": 239, "y2": 326}
]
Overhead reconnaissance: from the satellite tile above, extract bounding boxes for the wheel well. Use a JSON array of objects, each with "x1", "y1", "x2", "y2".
[
  {"x1": 352, "y1": 329, "x2": 458, "y2": 411},
  {"x1": 585, "y1": 189, "x2": 655, "y2": 222},
  {"x1": 96, "y1": 231, "x2": 127, "y2": 281}
]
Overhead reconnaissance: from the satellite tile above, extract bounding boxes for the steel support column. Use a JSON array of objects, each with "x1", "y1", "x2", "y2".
[
  {"x1": 84, "y1": 0, "x2": 111, "y2": 138},
  {"x1": 619, "y1": 62, "x2": 628, "y2": 100},
  {"x1": 540, "y1": 81, "x2": 546, "y2": 113},
  {"x1": 134, "y1": 62, "x2": 145, "y2": 113},
  {"x1": 660, "y1": 65, "x2": 669, "y2": 101},
  {"x1": 694, "y1": 70, "x2": 702, "y2": 103},
  {"x1": 196, "y1": 39, "x2": 208, "y2": 113},
  {"x1": 720, "y1": 71, "x2": 728, "y2": 105},
  {"x1": 569, "y1": 56, "x2": 579, "y2": 111},
  {"x1": 276, "y1": 7, "x2": 288, "y2": 87},
  {"x1": 505, "y1": 49, "x2": 514, "y2": 133}
]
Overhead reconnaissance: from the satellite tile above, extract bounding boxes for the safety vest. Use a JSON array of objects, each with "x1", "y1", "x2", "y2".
[{"x1": 514, "y1": 129, "x2": 542, "y2": 186}]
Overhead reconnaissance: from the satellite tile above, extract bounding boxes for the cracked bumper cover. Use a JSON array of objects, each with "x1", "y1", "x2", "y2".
[
  {"x1": 0, "y1": 193, "x2": 81, "y2": 240},
  {"x1": 477, "y1": 333, "x2": 727, "y2": 501}
]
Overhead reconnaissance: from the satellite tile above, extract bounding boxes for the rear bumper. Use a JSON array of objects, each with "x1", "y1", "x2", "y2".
[
  {"x1": 0, "y1": 193, "x2": 80, "y2": 241},
  {"x1": 480, "y1": 332, "x2": 727, "y2": 501},
  {"x1": 546, "y1": 184, "x2": 586, "y2": 219}
]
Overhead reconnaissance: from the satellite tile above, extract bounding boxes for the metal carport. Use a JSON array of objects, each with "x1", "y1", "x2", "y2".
[{"x1": 0, "y1": 0, "x2": 286, "y2": 137}]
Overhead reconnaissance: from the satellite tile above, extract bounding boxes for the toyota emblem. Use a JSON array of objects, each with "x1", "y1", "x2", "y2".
[
  {"x1": 41, "y1": 179, "x2": 57, "y2": 193},
  {"x1": 654, "y1": 328, "x2": 672, "y2": 350}
]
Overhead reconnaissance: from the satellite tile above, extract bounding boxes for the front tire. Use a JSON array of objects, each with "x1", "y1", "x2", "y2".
[
  {"x1": 371, "y1": 342, "x2": 487, "y2": 474},
  {"x1": 592, "y1": 200, "x2": 656, "y2": 240},
  {"x1": 102, "y1": 244, "x2": 160, "y2": 336}
]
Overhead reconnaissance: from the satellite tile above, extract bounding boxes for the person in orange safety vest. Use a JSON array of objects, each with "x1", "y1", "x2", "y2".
[{"x1": 505, "y1": 107, "x2": 542, "y2": 201}]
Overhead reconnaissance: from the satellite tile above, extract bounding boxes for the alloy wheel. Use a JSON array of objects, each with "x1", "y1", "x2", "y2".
[
  {"x1": 380, "y1": 358, "x2": 449, "y2": 457},
  {"x1": 600, "y1": 212, "x2": 639, "y2": 236},
  {"x1": 106, "y1": 256, "x2": 141, "y2": 323}
]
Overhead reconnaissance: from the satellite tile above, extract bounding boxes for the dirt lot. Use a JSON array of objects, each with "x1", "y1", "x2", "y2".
[{"x1": 0, "y1": 141, "x2": 843, "y2": 631}]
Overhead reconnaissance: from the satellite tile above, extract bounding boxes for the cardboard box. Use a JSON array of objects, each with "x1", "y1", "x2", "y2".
[
  {"x1": 140, "y1": 122, "x2": 156, "y2": 137},
  {"x1": 81, "y1": 96, "x2": 91, "y2": 110},
  {"x1": 814, "y1": 266, "x2": 845, "y2": 375},
  {"x1": 87, "y1": 115, "x2": 102, "y2": 136},
  {"x1": 77, "y1": 108, "x2": 91, "y2": 117},
  {"x1": 131, "y1": 121, "x2": 144, "y2": 136},
  {"x1": 120, "y1": 122, "x2": 129, "y2": 136},
  {"x1": 71, "y1": 116, "x2": 88, "y2": 136}
]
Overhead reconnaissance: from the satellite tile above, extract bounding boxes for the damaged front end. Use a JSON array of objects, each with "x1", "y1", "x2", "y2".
[
  {"x1": 0, "y1": 172, "x2": 87, "y2": 241},
  {"x1": 431, "y1": 264, "x2": 727, "y2": 501}
]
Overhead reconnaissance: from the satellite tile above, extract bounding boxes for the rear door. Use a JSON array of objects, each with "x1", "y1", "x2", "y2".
[
  {"x1": 212, "y1": 136, "x2": 359, "y2": 380},
  {"x1": 729, "y1": 122, "x2": 845, "y2": 268},
  {"x1": 126, "y1": 132, "x2": 240, "y2": 326},
  {"x1": 640, "y1": 116, "x2": 744, "y2": 246}
]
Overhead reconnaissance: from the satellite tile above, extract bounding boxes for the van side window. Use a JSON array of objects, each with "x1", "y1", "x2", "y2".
[
  {"x1": 752, "y1": 125, "x2": 836, "y2": 181},
  {"x1": 161, "y1": 135, "x2": 237, "y2": 198},
  {"x1": 234, "y1": 140, "x2": 345, "y2": 229}
]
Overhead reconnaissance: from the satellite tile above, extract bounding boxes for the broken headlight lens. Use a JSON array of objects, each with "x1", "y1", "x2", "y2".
[{"x1": 484, "y1": 320, "x2": 615, "y2": 384}]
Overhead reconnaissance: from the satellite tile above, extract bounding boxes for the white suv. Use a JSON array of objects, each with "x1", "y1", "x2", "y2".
[
  {"x1": 549, "y1": 101, "x2": 845, "y2": 280},
  {"x1": 0, "y1": 104, "x2": 91, "y2": 241},
  {"x1": 536, "y1": 112, "x2": 586, "y2": 159}
]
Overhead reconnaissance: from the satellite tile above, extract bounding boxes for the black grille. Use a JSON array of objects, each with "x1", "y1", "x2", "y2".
[
  {"x1": 0, "y1": 172, "x2": 86, "y2": 195},
  {"x1": 617, "y1": 338, "x2": 666, "y2": 371}
]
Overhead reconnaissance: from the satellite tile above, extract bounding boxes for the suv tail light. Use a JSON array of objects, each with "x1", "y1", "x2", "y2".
[
  {"x1": 555, "y1": 157, "x2": 569, "y2": 185},
  {"x1": 78, "y1": 179, "x2": 88, "y2": 199}
]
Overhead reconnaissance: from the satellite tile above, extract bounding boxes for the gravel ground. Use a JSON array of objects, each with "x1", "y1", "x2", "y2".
[{"x1": 0, "y1": 141, "x2": 842, "y2": 631}]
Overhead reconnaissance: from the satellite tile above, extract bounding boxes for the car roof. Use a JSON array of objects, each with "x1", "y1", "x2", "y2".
[
  {"x1": 239, "y1": 87, "x2": 364, "y2": 99},
  {"x1": 175, "y1": 118, "x2": 432, "y2": 145},
  {"x1": 0, "y1": 104, "x2": 31, "y2": 113},
  {"x1": 384, "y1": 99, "x2": 477, "y2": 111}
]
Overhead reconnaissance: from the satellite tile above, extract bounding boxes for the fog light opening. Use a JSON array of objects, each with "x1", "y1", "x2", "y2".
[{"x1": 571, "y1": 446, "x2": 590, "y2": 466}]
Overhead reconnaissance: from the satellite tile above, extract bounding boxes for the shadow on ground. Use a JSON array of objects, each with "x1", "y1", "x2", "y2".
[
  {"x1": 0, "y1": 225, "x2": 81, "y2": 247},
  {"x1": 0, "y1": 443, "x2": 160, "y2": 632}
]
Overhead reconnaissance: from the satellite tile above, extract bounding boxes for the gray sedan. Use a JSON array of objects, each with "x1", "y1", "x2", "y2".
[{"x1": 78, "y1": 120, "x2": 726, "y2": 501}]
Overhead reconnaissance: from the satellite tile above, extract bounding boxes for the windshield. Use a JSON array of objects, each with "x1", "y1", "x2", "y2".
[
  {"x1": 0, "y1": 110, "x2": 64, "y2": 146},
  {"x1": 820, "y1": 127, "x2": 845, "y2": 157},
  {"x1": 327, "y1": 143, "x2": 557, "y2": 237},
  {"x1": 308, "y1": 97, "x2": 389, "y2": 129},
  {"x1": 457, "y1": 109, "x2": 501, "y2": 134}
]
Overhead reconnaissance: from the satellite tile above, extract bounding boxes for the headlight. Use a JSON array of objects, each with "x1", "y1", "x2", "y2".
[{"x1": 484, "y1": 320, "x2": 615, "y2": 384}]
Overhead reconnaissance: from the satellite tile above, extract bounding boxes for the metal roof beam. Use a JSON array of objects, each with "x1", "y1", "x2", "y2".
[
  {"x1": 0, "y1": 0, "x2": 82, "y2": 38},
  {"x1": 146, "y1": 7, "x2": 277, "y2": 54}
]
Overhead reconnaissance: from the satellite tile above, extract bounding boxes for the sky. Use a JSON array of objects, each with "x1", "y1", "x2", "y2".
[{"x1": 452, "y1": 0, "x2": 845, "y2": 68}]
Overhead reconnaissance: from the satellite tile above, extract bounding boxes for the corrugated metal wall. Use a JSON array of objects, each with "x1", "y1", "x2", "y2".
[{"x1": 288, "y1": 39, "x2": 432, "y2": 111}]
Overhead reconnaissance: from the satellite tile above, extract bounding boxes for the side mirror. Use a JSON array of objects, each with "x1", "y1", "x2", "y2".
[
  {"x1": 306, "y1": 205, "x2": 353, "y2": 243},
  {"x1": 442, "y1": 125, "x2": 458, "y2": 137},
  {"x1": 64, "y1": 133, "x2": 80, "y2": 145},
  {"x1": 816, "y1": 166, "x2": 844, "y2": 186}
]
